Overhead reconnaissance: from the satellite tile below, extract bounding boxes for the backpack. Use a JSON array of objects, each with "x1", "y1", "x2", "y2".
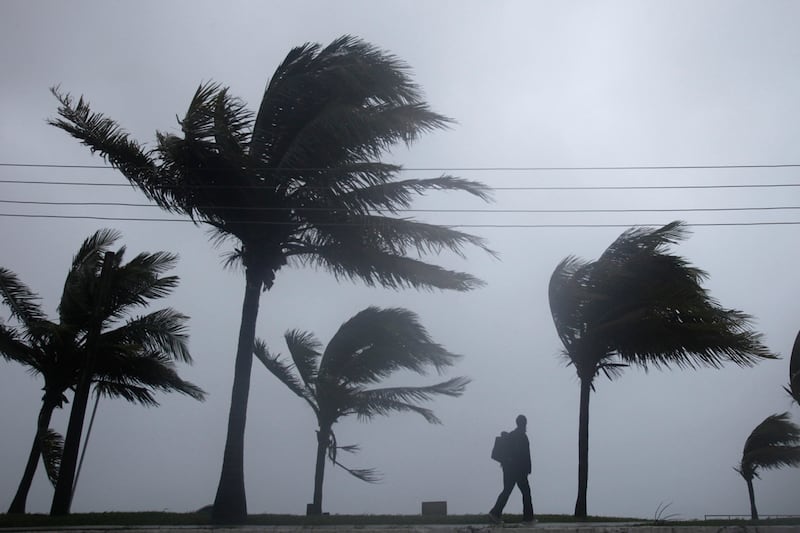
[{"x1": 491, "y1": 431, "x2": 511, "y2": 463}]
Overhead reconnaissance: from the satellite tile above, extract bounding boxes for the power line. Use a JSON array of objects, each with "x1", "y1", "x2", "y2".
[
  {"x1": 1, "y1": 212, "x2": 798, "y2": 228},
  {"x1": 2, "y1": 198, "x2": 800, "y2": 214},
  {"x1": 3, "y1": 162, "x2": 800, "y2": 171},
  {"x1": 2, "y1": 178, "x2": 800, "y2": 191}
]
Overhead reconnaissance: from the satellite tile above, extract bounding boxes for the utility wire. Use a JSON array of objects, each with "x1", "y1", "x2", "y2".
[
  {"x1": 2, "y1": 178, "x2": 800, "y2": 191},
  {"x1": 2, "y1": 198, "x2": 800, "y2": 214},
  {"x1": 1, "y1": 212, "x2": 798, "y2": 228},
  {"x1": 3, "y1": 162, "x2": 800, "y2": 171}
]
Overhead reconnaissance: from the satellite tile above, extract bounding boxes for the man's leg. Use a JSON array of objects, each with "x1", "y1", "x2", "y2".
[
  {"x1": 490, "y1": 468, "x2": 516, "y2": 519},
  {"x1": 516, "y1": 475, "x2": 534, "y2": 521}
]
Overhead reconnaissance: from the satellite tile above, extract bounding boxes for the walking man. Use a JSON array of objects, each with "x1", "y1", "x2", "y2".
[{"x1": 489, "y1": 414, "x2": 535, "y2": 525}]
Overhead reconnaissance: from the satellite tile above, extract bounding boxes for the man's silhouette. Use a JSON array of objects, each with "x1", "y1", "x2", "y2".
[{"x1": 488, "y1": 414, "x2": 534, "y2": 525}]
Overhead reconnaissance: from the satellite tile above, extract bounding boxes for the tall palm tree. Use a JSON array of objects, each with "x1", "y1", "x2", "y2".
[
  {"x1": 256, "y1": 306, "x2": 469, "y2": 515},
  {"x1": 548, "y1": 221, "x2": 776, "y2": 518},
  {"x1": 0, "y1": 229, "x2": 205, "y2": 514},
  {"x1": 49, "y1": 36, "x2": 493, "y2": 522},
  {"x1": 736, "y1": 412, "x2": 800, "y2": 520},
  {"x1": 786, "y1": 331, "x2": 799, "y2": 403}
]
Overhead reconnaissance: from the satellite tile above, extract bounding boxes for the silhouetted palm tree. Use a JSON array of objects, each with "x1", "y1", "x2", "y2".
[
  {"x1": 256, "y1": 306, "x2": 469, "y2": 515},
  {"x1": 786, "y1": 331, "x2": 800, "y2": 403},
  {"x1": 49, "y1": 36, "x2": 493, "y2": 522},
  {"x1": 736, "y1": 412, "x2": 800, "y2": 520},
  {"x1": 548, "y1": 221, "x2": 776, "y2": 518},
  {"x1": 0, "y1": 230, "x2": 205, "y2": 514}
]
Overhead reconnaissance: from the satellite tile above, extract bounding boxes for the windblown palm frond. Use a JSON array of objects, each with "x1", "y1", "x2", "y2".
[
  {"x1": 0, "y1": 268, "x2": 45, "y2": 328},
  {"x1": 285, "y1": 330, "x2": 322, "y2": 388},
  {"x1": 101, "y1": 308, "x2": 191, "y2": 363},
  {"x1": 738, "y1": 412, "x2": 800, "y2": 480},
  {"x1": 787, "y1": 331, "x2": 800, "y2": 403},
  {"x1": 349, "y1": 377, "x2": 471, "y2": 423},
  {"x1": 254, "y1": 339, "x2": 317, "y2": 411},
  {"x1": 320, "y1": 307, "x2": 458, "y2": 384},
  {"x1": 39, "y1": 429, "x2": 64, "y2": 486},
  {"x1": 550, "y1": 221, "x2": 776, "y2": 382},
  {"x1": 0, "y1": 322, "x2": 40, "y2": 368}
]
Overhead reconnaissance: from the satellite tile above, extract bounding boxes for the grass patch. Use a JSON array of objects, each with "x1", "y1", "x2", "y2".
[
  {"x1": 0, "y1": 512, "x2": 639, "y2": 528},
  {"x1": 3, "y1": 512, "x2": 797, "y2": 529}
]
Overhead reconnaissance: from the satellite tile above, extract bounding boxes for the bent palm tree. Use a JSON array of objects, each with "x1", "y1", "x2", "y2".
[
  {"x1": 736, "y1": 412, "x2": 800, "y2": 520},
  {"x1": 50, "y1": 36, "x2": 492, "y2": 522},
  {"x1": 0, "y1": 230, "x2": 205, "y2": 514},
  {"x1": 256, "y1": 306, "x2": 469, "y2": 515},
  {"x1": 786, "y1": 331, "x2": 800, "y2": 403},
  {"x1": 548, "y1": 221, "x2": 776, "y2": 518}
]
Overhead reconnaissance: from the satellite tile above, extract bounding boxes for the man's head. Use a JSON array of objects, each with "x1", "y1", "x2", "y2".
[{"x1": 516, "y1": 414, "x2": 527, "y2": 430}]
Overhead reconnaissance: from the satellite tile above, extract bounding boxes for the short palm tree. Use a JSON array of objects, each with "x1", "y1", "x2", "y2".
[
  {"x1": 548, "y1": 221, "x2": 776, "y2": 518},
  {"x1": 786, "y1": 331, "x2": 799, "y2": 403},
  {"x1": 736, "y1": 412, "x2": 800, "y2": 520},
  {"x1": 0, "y1": 229, "x2": 205, "y2": 514},
  {"x1": 50, "y1": 36, "x2": 493, "y2": 522},
  {"x1": 256, "y1": 306, "x2": 469, "y2": 515}
]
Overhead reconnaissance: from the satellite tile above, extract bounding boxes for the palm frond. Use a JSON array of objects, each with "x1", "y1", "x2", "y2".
[
  {"x1": 320, "y1": 307, "x2": 460, "y2": 384},
  {"x1": 548, "y1": 256, "x2": 592, "y2": 352},
  {"x1": 335, "y1": 175, "x2": 493, "y2": 211},
  {"x1": 40, "y1": 428, "x2": 64, "y2": 486},
  {"x1": 250, "y1": 35, "x2": 439, "y2": 165},
  {"x1": 0, "y1": 267, "x2": 45, "y2": 326},
  {"x1": 69, "y1": 228, "x2": 121, "y2": 272},
  {"x1": 350, "y1": 376, "x2": 470, "y2": 423},
  {"x1": 49, "y1": 89, "x2": 175, "y2": 208},
  {"x1": 253, "y1": 339, "x2": 315, "y2": 409},
  {"x1": 296, "y1": 246, "x2": 484, "y2": 292},
  {"x1": 0, "y1": 323, "x2": 41, "y2": 369},
  {"x1": 102, "y1": 308, "x2": 191, "y2": 363},
  {"x1": 550, "y1": 221, "x2": 776, "y2": 381},
  {"x1": 93, "y1": 380, "x2": 158, "y2": 406},
  {"x1": 351, "y1": 397, "x2": 440, "y2": 424},
  {"x1": 284, "y1": 329, "x2": 321, "y2": 387},
  {"x1": 739, "y1": 412, "x2": 800, "y2": 480},
  {"x1": 332, "y1": 462, "x2": 381, "y2": 484},
  {"x1": 304, "y1": 215, "x2": 494, "y2": 260},
  {"x1": 788, "y1": 330, "x2": 800, "y2": 403},
  {"x1": 93, "y1": 351, "x2": 206, "y2": 402},
  {"x1": 104, "y1": 254, "x2": 180, "y2": 319},
  {"x1": 323, "y1": 428, "x2": 381, "y2": 483}
]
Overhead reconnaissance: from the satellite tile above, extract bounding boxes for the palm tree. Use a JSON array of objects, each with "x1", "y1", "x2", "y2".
[
  {"x1": 255, "y1": 306, "x2": 469, "y2": 515},
  {"x1": 736, "y1": 412, "x2": 800, "y2": 520},
  {"x1": 786, "y1": 331, "x2": 799, "y2": 403},
  {"x1": 0, "y1": 229, "x2": 205, "y2": 514},
  {"x1": 49, "y1": 36, "x2": 493, "y2": 522},
  {"x1": 548, "y1": 221, "x2": 776, "y2": 518}
]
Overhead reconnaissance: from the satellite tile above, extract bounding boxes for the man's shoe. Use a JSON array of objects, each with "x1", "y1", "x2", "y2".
[
  {"x1": 487, "y1": 512, "x2": 502, "y2": 524},
  {"x1": 521, "y1": 519, "x2": 537, "y2": 526}
]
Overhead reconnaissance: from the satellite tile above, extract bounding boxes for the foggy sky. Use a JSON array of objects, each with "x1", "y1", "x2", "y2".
[{"x1": 1, "y1": 0, "x2": 799, "y2": 520}]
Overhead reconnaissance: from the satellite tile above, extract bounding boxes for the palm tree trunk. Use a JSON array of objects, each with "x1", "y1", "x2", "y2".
[
  {"x1": 8, "y1": 399, "x2": 57, "y2": 514},
  {"x1": 212, "y1": 267, "x2": 262, "y2": 524},
  {"x1": 52, "y1": 251, "x2": 115, "y2": 515},
  {"x1": 574, "y1": 377, "x2": 591, "y2": 518},
  {"x1": 746, "y1": 477, "x2": 758, "y2": 521},
  {"x1": 309, "y1": 426, "x2": 330, "y2": 516}
]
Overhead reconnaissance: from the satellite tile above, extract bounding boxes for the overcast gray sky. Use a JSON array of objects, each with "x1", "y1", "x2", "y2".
[{"x1": 1, "y1": 0, "x2": 799, "y2": 520}]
